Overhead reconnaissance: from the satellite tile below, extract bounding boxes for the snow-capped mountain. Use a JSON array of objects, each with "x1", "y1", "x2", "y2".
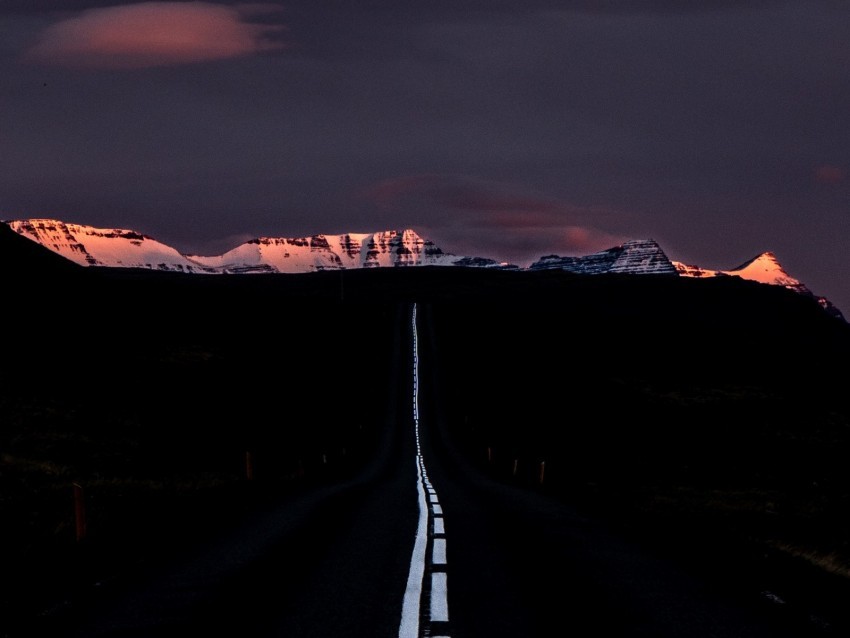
[
  {"x1": 186, "y1": 229, "x2": 507, "y2": 273},
  {"x1": 674, "y1": 252, "x2": 843, "y2": 320},
  {"x1": 529, "y1": 239, "x2": 678, "y2": 275},
  {"x1": 670, "y1": 262, "x2": 721, "y2": 279},
  {"x1": 527, "y1": 238, "x2": 841, "y2": 319},
  {"x1": 674, "y1": 252, "x2": 805, "y2": 288},
  {"x1": 4, "y1": 218, "x2": 841, "y2": 320},
  {"x1": 6, "y1": 219, "x2": 217, "y2": 273},
  {"x1": 4, "y1": 219, "x2": 510, "y2": 274}
]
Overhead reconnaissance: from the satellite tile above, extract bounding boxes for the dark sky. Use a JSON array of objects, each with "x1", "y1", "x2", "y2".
[{"x1": 2, "y1": 1, "x2": 848, "y2": 311}]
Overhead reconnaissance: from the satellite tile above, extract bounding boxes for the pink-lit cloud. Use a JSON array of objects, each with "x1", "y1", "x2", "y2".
[
  {"x1": 22, "y1": 2, "x2": 286, "y2": 69},
  {"x1": 358, "y1": 173, "x2": 626, "y2": 266}
]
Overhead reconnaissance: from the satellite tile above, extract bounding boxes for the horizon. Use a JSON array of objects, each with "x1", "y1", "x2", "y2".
[
  {"x1": 1, "y1": 2, "x2": 847, "y2": 311},
  {"x1": 3, "y1": 215, "x2": 794, "y2": 271},
  {"x1": 11, "y1": 216, "x2": 845, "y2": 321}
]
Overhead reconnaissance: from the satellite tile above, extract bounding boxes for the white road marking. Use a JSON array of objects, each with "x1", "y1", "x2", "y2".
[
  {"x1": 434, "y1": 517, "x2": 445, "y2": 535},
  {"x1": 433, "y1": 538, "x2": 447, "y2": 564},
  {"x1": 399, "y1": 304, "x2": 450, "y2": 638},
  {"x1": 398, "y1": 455, "x2": 429, "y2": 638},
  {"x1": 431, "y1": 572, "x2": 450, "y2": 622}
]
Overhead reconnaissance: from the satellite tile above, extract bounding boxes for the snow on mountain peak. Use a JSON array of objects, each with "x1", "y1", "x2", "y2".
[
  {"x1": 672, "y1": 262, "x2": 720, "y2": 278},
  {"x1": 674, "y1": 251, "x2": 802, "y2": 289},
  {"x1": 187, "y1": 228, "x2": 483, "y2": 273},
  {"x1": 5, "y1": 220, "x2": 510, "y2": 274},
  {"x1": 726, "y1": 251, "x2": 801, "y2": 288},
  {"x1": 529, "y1": 238, "x2": 677, "y2": 275},
  {"x1": 6, "y1": 218, "x2": 215, "y2": 272},
  {"x1": 3, "y1": 218, "x2": 841, "y2": 319},
  {"x1": 674, "y1": 251, "x2": 843, "y2": 320}
]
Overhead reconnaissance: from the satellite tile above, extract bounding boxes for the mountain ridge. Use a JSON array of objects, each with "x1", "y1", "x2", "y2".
[
  {"x1": 5, "y1": 219, "x2": 513, "y2": 274},
  {"x1": 529, "y1": 239, "x2": 678, "y2": 276},
  {"x1": 3, "y1": 217, "x2": 842, "y2": 320},
  {"x1": 673, "y1": 252, "x2": 842, "y2": 320}
]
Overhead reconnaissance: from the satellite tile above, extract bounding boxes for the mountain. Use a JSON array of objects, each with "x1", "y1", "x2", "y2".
[
  {"x1": 5, "y1": 219, "x2": 216, "y2": 273},
  {"x1": 3, "y1": 218, "x2": 841, "y2": 320},
  {"x1": 4, "y1": 220, "x2": 511, "y2": 274},
  {"x1": 528, "y1": 238, "x2": 841, "y2": 320},
  {"x1": 529, "y1": 239, "x2": 678, "y2": 275},
  {"x1": 0, "y1": 222, "x2": 81, "y2": 276},
  {"x1": 674, "y1": 252, "x2": 802, "y2": 288},
  {"x1": 674, "y1": 252, "x2": 843, "y2": 320},
  {"x1": 187, "y1": 229, "x2": 512, "y2": 273}
]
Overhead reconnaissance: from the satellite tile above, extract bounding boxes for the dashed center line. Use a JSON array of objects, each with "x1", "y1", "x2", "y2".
[
  {"x1": 398, "y1": 304, "x2": 451, "y2": 638},
  {"x1": 433, "y1": 539, "x2": 447, "y2": 565},
  {"x1": 430, "y1": 573, "x2": 450, "y2": 622}
]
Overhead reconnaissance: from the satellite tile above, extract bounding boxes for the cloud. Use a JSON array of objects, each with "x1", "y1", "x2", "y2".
[
  {"x1": 358, "y1": 173, "x2": 626, "y2": 265},
  {"x1": 22, "y1": 2, "x2": 285, "y2": 69}
]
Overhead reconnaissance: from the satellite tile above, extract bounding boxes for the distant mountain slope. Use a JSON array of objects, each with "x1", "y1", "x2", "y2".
[
  {"x1": 529, "y1": 239, "x2": 678, "y2": 275},
  {"x1": 0, "y1": 222, "x2": 81, "y2": 275},
  {"x1": 674, "y1": 252, "x2": 843, "y2": 320},
  {"x1": 187, "y1": 229, "x2": 507, "y2": 273},
  {"x1": 674, "y1": 252, "x2": 801, "y2": 288},
  {"x1": 4, "y1": 220, "x2": 510, "y2": 274},
  {"x1": 726, "y1": 252, "x2": 807, "y2": 290},
  {"x1": 6, "y1": 219, "x2": 216, "y2": 273},
  {"x1": 3, "y1": 217, "x2": 841, "y2": 320}
]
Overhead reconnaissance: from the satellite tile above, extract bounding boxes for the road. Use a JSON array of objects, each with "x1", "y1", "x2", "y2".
[{"x1": 28, "y1": 303, "x2": 819, "y2": 637}]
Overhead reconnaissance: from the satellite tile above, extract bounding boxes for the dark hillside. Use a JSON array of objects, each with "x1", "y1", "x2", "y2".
[
  {"x1": 1, "y1": 245, "x2": 849, "y2": 633},
  {"x1": 0, "y1": 223, "x2": 82, "y2": 276},
  {"x1": 0, "y1": 259, "x2": 399, "y2": 632},
  {"x1": 427, "y1": 274, "x2": 850, "y2": 632}
]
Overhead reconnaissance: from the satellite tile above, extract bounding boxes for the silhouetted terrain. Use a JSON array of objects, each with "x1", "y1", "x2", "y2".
[{"x1": 2, "y1": 225, "x2": 850, "y2": 635}]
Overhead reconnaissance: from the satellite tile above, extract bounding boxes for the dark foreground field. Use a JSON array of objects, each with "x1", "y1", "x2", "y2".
[
  {"x1": 2, "y1": 225, "x2": 850, "y2": 635},
  {"x1": 426, "y1": 279, "x2": 850, "y2": 632}
]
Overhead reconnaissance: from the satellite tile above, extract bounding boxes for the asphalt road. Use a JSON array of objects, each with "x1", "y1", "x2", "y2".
[{"x1": 27, "y1": 302, "x2": 823, "y2": 637}]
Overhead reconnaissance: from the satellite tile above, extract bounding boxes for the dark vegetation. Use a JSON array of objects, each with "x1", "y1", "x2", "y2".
[
  {"x1": 428, "y1": 275, "x2": 850, "y2": 631},
  {"x1": 2, "y1": 224, "x2": 850, "y2": 633},
  {"x1": 0, "y1": 226, "x2": 398, "y2": 633}
]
